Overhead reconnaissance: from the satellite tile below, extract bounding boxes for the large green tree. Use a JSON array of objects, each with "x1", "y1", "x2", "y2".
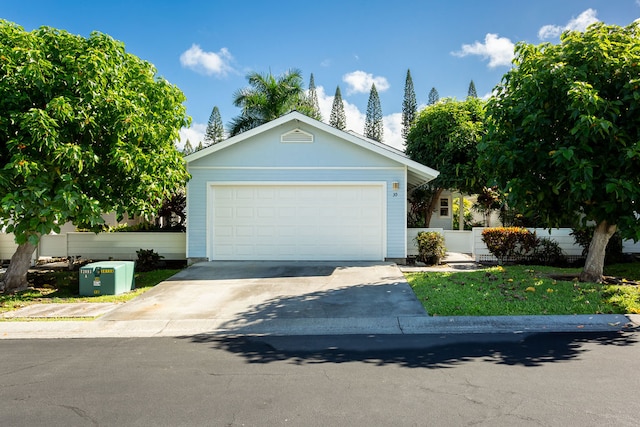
[
  {"x1": 406, "y1": 98, "x2": 486, "y2": 226},
  {"x1": 229, "y1": 68, "x2": 315, "y2": 136},
  {"x1": 0, "y1": 21, "x2": 190, "y2": 292},
  {"x1": 329, "y1": 85, "x2": 347, "y2": 130},
  {"x1": 402, "y1": 69, "x2": 417, "y2": 142},
  {"x1": 479, "y1": 22, "x2": 640, "y2": 283},
  {"x1": 364, "y1": 83, "x2": 383, "y2": 142},
  {"x1": 204, "y1": 105, "x2": 225, "y2": 145}
]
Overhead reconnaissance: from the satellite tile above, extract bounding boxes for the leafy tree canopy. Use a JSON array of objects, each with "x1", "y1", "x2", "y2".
[
  {"x1": 405, "y1": 97, "x2": 486, "y2": 227},
  {"x1": 407, "y1": 97, "x2": 486, "y2": 194},
  {"x1": 479, "y1": 22, "x2": 640, "y2": 281},
  {"x1": 0, "y1": 21, "x2": 190, "y2": 291}
]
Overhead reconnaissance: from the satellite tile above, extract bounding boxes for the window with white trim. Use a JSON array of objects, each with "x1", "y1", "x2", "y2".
[{"x1": 439, "y1": 197, "x2": 450, "y2": 218}]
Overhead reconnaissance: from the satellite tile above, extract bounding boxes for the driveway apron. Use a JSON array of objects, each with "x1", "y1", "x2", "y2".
[{"x1": 99, "y1": 261, "x2": 427, "y2": 334}]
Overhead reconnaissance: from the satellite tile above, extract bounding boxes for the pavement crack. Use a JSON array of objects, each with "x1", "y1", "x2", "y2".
[{"x1": 59, "y1": 405, "x2": 99, "y2": 426}]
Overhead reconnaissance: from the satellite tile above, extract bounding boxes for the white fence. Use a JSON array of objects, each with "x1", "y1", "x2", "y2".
[
  {"x1": 407, "y1": 228, "x2": 474, "y2": 255},
  {"x1": 1, "y1": 232, "x2": 186, "y2": 261},
  {"x1": 2, "y1": 228, "x2": 639, "y2": 263},
  {"x1": 0, "y1": 233, "x2": 19, "y2": 260},
  {"x1": 409, "y1": 227, "x2": 640, "y2": 262}
]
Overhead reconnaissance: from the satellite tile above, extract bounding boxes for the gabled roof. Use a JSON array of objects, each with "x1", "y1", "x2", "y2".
[{"x1": 185, "y1": 111, "x2": 439, "y2": 189}]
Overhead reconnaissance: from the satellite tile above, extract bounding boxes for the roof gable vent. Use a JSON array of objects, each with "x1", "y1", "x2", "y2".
[{"x1": 281, "y1": 128, "x2": 314, "y2": 143}]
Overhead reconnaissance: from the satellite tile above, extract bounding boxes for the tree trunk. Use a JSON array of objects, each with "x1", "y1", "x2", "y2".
[
  {"x1": 423, "y1": 188, "x2": 443, "y2": 228},
  {"x1": 0, "y1": 241, "x2": 37, "y2": 293},
  {"x1": 579, "y1": 220, "x2": 616, "y2": 283}
]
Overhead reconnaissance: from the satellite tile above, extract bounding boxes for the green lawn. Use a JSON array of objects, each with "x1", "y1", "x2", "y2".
[
  {"x1": 405, "y1": 263, "x2": 640, "y2": 316},
  {"x1": 0, "y1": 269, "x2": 181, "y2": 314}
]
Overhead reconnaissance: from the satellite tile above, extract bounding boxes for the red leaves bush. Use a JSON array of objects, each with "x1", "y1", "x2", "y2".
[{"x1": 481, "y1": 227, "x2": 538, "y2": 264}]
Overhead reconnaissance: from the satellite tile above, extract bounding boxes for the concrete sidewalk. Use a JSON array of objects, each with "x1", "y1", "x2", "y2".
[{"x1": 1, "y1": 259, "x2": 638, "y2": 339}]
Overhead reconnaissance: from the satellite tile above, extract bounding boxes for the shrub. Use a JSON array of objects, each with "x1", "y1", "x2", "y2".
[
  {"x1": 136, "y1": 249, "x2": 165, "y2": 272},
  {"x1": 530, "y1": 237, "x2": 566, "y2": 266},
  {"x1": 481, "y1": 227, "x2": 537, "y2": 264},
  {"x1": 415, "y1": 231, "x2": 446, "y2": 265}
]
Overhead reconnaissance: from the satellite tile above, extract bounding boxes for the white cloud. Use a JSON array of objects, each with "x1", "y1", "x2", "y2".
[
  {"x1": 342, "y1": 70, "x2": 390, "y2": 95},
  {"x1": 180, "y1": 44, "x2": 234, "y2": 76},
  {"x1": 177, "y1": 122, "x2": 206, "y2": 151},
  {"x1": 538, "y1": 8, "x2": 599, "y2": 40},
  {"x1": 316, "y1": 86, "x2": 404, "y2": 150},
  {"x1": 382, "y1": 113, "x2": 404, "y2": 150},
  {"x1": 452, "y1": 33, "x2": 515, "y2": 68}
]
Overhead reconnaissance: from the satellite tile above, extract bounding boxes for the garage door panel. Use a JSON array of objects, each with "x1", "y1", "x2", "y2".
[{"x1": 211, "y1": 184, "x2": 384, "y2": 261}]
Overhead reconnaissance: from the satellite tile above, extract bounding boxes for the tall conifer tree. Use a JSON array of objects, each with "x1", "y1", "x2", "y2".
[
  {"x1": 204, "y1": 106, "x2": 225, "y2": 145},
  {"x1": 428, "y1": 87, "x2": 440, "y2": 105},
  {"x1": 329, "y1": 85, "x2": 347, "y2": 130},
  {"x1": 467, "y1": 80, "x2": 478, "y2": 98},
  {"x1": 402, "y1": 69, "x2": 417, "y2": 142},
  {"x1": 183, "y1": 139, "x2": 194, "y2": 155},
  {"x1": 364, "y1": 83, "x2": 383, "y2": 142},
  {"x1": 307, "y1": 73, "x2": 322, "y2": 120}
]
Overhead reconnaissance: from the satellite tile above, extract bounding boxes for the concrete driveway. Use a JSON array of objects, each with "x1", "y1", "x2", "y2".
[{"x1": 99, "y1": 261, "x2": 427, "y2": 334}]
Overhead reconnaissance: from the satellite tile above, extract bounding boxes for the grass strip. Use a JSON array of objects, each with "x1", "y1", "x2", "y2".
[{"x1": 406, "y1": 264, "x2": 640, "y2": 316}]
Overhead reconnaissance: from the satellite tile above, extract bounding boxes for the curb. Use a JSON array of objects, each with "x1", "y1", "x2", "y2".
[{"x1": 1, "y1": 314, "x2": 637, "y2": 339}]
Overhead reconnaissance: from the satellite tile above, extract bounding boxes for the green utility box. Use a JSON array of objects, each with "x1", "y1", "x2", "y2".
[{"x1": 79, "y1": 261, "x2": 135, "y2": 296}]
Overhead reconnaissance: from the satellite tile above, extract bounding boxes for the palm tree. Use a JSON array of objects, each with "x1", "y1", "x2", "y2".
[{"x1": 229, "y1": 68, "x2": 315, "y2": 136}]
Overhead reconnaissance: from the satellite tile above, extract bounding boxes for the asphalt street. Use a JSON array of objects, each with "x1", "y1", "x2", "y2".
[{"x1": 2, "y1": 331, "x2": 639, "y2": 426}]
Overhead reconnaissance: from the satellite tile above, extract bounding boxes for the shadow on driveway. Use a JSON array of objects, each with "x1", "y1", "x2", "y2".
[{"x1": 102, "y1": 262, "x2": 426, "y2": 325}]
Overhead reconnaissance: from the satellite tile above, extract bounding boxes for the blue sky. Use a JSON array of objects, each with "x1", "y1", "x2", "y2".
[{"x1": 2, "y1": 1, "x2": 639, "y2": 149}]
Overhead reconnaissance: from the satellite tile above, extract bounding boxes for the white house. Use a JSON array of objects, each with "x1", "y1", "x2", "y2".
[{"x1": 184, "y1": 111, "x2": 439, "y2": 263}]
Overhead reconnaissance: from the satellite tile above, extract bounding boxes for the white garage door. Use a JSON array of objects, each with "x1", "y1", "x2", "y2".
[{"x1": 209, "y1": 183, "x2": 385, "y2": 261}]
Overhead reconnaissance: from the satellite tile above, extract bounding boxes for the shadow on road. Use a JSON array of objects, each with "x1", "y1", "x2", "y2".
[{"x1": 181, "y1": 331, "x2": 637, "y2": 369}]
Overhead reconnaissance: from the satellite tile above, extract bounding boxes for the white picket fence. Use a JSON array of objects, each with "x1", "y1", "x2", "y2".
[{"x1": 1, "y1": 232, "x2": 186, "y2": 261}]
